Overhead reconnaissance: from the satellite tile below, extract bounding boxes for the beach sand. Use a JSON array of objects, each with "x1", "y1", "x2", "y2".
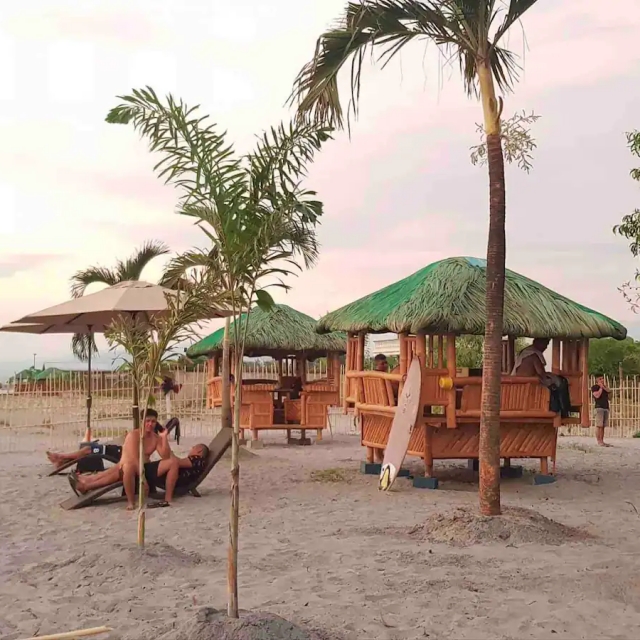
[{"x1": 2, "y1": 434, "x2": 640, "y2": 639}]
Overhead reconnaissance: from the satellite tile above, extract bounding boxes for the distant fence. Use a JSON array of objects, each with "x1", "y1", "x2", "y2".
[
  {"x1": 0, "y1": 361, "x2": 351, "y2": 453},
  {"x1": 2, "y1": 367, "x2": 637, "y2": 453}
]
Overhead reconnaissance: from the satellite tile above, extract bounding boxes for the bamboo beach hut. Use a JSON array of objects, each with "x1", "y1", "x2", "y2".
[
  {"x1": 188, "y1": 304, "x2": 347, "y2": 443},
  {"x1": 318, "y1": 256, "x2": 627, "y2": 486}
]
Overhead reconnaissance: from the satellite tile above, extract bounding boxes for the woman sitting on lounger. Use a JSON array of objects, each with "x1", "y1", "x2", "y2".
[{"x1": 69, "y1": 443, "x2": 210, "y2": 504}]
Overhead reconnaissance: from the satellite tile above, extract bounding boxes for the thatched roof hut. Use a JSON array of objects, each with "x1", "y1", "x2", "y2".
[
  {"x1": 317, "y1": 256, "x2": 627, "y2": 340},
  {"x1": 188, "y1": 304, "x2": 347, "y2": 359}
]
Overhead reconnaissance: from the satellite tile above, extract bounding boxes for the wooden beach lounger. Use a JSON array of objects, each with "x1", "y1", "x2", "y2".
[{"x1": 60, "y1": 427, "x2": 233, "y2": 510}]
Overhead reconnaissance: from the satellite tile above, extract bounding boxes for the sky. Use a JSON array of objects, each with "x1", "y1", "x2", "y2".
[{"x1": 1, "y1": 0, "x2": 640, "y2": 379}]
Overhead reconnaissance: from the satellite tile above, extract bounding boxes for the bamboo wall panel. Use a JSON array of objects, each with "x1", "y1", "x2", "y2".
[
  {"x1": 361, "y1": 414, "x2": 393, "y2": 447},
  {"x1": 429, "y1": 423, "x2": 556, "y2": 459}
]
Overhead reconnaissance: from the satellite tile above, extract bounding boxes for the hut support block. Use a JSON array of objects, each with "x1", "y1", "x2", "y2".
[
  {"x1": 500, "y1": 465, "x2": 523, "y2": 479},
  {"x1": 413, "y1": 476, "x2": 439, "y2": 490},
  {"x1": 360, "y1": 462, "x2": 381, "y2": 475},
  {"x1": 397, "y1": 468, "x2": 411, "y2": 478},
  {"x1": 467, "y1": 459, "x2": 479, "y2": 472},
  {"x1": 533, "y1": 474, "x2": 556, "y2": 486},
  {"x1": 288, "y1": 437, "x2": 311, "y2": 446}
]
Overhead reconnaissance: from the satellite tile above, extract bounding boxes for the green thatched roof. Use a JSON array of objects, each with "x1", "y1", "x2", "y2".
[
  {"x1": 187, "y1": 304, "x2": 347, "y2": 359},
  {"x1": 34, "y1": 367, "x2": 72, "y2": 382},
  {"x1": 317, "y1": 257, "x2": 627, "y2": 340}
]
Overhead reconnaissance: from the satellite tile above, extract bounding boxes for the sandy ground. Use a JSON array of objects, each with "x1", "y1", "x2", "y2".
[{"x1": 2, "y1": 434, "x2": 640, "y2": 639}]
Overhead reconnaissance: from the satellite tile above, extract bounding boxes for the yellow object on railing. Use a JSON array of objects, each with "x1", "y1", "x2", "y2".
[{"x1": 439, "y1": 376, "x2": 454, "y2": 390}]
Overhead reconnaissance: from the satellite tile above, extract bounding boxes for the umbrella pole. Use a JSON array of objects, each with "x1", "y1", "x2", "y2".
[{"x1": 83, "y1": 329, "x2": 93, "y2": 443}]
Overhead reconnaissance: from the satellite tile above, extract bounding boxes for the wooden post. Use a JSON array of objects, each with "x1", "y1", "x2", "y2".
[
  {"x1": 446, "y1": 334, "x2": 457, "y2": 429},
  {"x1": 424, "y1": 424, "x2": 434, "y2": 477},
  {"x1": 415, "y1": 332, "x2": 427, "y2": 367},
  {"x1": 399, "y1": 333, "x2": 409, "y2": 375},
  {"x1": 298, "y1": 355, "x2": 307, "y2": 385},
  {"x1": 213, "y1": 354, "x2": 220, "y2": 377},
  {"x1": 356, "y1": 333, "x2": 365, "y2": 370},
  {"x1": 277, "y1": 358, "x2": 283, "y2": 387},
  {"x1": 343, "y1": 336, "x2": 352, "y2": 414},
  {"x1": 581, "y1": 339, "x2": 590, "y2": 428},
  {"x1": 399, "y1": 332, "x2": 408, "y2": 396},
  {"x1": 427, "y1": 335, "x2": 434, "y2": 368},
  {"x1": 438, "y1": 335, "x2": 444, "y2": 369},
  {"x1": 551, "y1": 339, "x2": 561, "y2": 374},
  {"x1": 507, "y1": 336, "x2": 515, "y2": 374}
]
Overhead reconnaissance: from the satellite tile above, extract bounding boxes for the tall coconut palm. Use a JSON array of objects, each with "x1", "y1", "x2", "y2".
[
  {"x1": 290, "y1": 0, "x2": 540, "y2": 517},
  {"x1": 69, "y1": 240, "x2": 170, "y2": 361}
]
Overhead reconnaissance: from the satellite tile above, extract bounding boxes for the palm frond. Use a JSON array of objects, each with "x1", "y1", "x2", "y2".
[
  {"x1": 107, "y1": 87, "x2": 245, "y2": 211},
  {"x1": 70, "y1": 266, "x2": 119, "y2": 298},
  {"x1": 290, "y1": 1, "x2": 432, "y2": 128},
  {"x1": 493, "y1": 0, "x2": 540, "y2": 44},
  {"x1": 71, "y1": 333, "x2": 99, "y2": 363},
  {"x1": 291, "y1": 0, "x2": 538, "y2": 128},
  {"x1": 160, "y1": 248, "x2": 225, "y2": 289},
  {"x1": 115, "y1": 240, "x2": 170, "y2": 281}
]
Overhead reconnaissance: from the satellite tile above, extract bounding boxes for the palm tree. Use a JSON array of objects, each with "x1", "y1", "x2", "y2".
[
  {"x1": 290, "y1": 0, "x2": 540, "y2": 517},
  {"x1": 69, "y1": 240, "x2": 170, "y2": 361},
  {"x1": 107, "y1": 87, "x2": 331, "y2": 616}
]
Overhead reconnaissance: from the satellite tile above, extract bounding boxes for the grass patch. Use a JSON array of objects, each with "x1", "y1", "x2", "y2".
[{"x1": 310, "y1": 468, "x2": 351, "y2": 483}]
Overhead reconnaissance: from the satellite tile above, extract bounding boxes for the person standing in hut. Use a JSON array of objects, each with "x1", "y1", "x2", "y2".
[
  {"x1": 592, "y1": 374, "x2": 611, "y2": 447},
  {"x1": 511, "y1": 338, "x2": 550, "y2": 378},
  {"x1": 374, "y1": 354, "x2": 389, "y2": 372}
]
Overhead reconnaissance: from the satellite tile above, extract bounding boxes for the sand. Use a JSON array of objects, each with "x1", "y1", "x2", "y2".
[{"x1": 2, "y1": 434, "x2": 640, "y2": 639}]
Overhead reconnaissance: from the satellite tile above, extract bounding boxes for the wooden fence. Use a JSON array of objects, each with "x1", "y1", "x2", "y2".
[
  {"x1": 0, "y1": 360, "x2": 341, "y2": 453},
  {"x1": 1, "y1": 367, "x2": 637, "y2": 453}
]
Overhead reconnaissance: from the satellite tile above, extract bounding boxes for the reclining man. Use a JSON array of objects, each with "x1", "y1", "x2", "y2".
[{"x1": 47, "y1": 443, "x2": 123, "y2": 470}]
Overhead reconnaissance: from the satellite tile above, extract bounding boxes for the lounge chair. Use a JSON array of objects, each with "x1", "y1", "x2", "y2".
[
  {"x1": 59, "y1": 427, "x2": 233, "y2": 510},
  {"x1": 47, "y1": 418, "x2": 181, "y2": 477}
]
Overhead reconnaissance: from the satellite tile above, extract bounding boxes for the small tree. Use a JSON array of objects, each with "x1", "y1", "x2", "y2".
[
  {"x1": 106, "y1": 274, "x2": 224, "y2": 548},
  {"x1": 107, "y1": 88, "x2": 331, "y2": 616}
]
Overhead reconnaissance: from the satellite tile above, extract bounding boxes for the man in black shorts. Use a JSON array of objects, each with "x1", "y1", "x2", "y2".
[{"x1": 47, "y1": 443, "x2": 123, "y2": 470}]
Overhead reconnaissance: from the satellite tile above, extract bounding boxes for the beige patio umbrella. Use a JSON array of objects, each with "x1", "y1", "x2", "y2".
[{"x1": 4, "y1": 281, "x2": 230, "y2": 440}]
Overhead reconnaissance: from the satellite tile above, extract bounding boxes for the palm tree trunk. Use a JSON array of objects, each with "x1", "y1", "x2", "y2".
[
  {"x1": 227, "y1": 348, "x2": 242, "y2": 618},
  {"x1": 477, "y1": 61, "x2": 506, "y2": 517},
  {"x1": 221, "y1": 317, "x2": 232, "y2": 430}
]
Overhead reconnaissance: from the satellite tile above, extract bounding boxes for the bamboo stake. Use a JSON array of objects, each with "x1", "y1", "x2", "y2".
[{"x1": 22, "y1": 626, "x2": 111, "y2": 640}]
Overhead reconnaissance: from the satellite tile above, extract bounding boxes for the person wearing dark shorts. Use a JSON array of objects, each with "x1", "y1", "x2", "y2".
[
  {"x1": 153, "y1": 443, "x2": 209, "y2": 491},
  {"x1": 592, "y1": 373, "x2": 611, "y2": 447},
  {"x1": 47, "y1": 443, "x2": 123, "y2": 469}
]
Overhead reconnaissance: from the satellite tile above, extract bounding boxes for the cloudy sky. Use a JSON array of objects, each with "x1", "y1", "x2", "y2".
[{"x1": 1, "y1": 0, "x2": 639, "y2": 379}]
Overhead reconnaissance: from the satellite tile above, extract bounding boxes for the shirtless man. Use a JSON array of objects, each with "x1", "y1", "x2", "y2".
[
  {"x1": 511, "y1": 338, "x2": 550, "y2": 379},
  {"x1": 67, "y1": 409, "x2": 178, "y2": 509},
  {"x1": 115, "y1": 409, "x2": 180, "y2": 509},
  {"x1": 70, "y1": 443, "x2": 210, "y2": 506}
]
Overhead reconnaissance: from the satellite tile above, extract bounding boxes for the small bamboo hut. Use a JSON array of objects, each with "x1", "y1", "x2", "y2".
[
  {"x1": 317, "y1": 256, "x2": 627, "y2": 485},
  {"x1": 188, "y1": 304, "x2": 347, "y2": 443}
]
